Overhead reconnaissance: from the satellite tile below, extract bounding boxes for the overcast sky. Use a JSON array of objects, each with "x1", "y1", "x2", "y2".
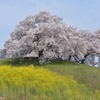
[{"x1": 0, "y1": 0, "x2": 100, "y2": 48}]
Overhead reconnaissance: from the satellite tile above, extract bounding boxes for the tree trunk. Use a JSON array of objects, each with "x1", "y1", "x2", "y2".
[
  {"x1": 81, "y1": 59, "x2": 85, "y2": 64},
  {"x1": 68, "y1": 56, "x2": 71, "y2": 61},
  {"x1": 81, "y1": 54, "x2": 90, "y2": 64},
  {"x1": 39, "y1": 49, "x2": 44, "y2": 57}
]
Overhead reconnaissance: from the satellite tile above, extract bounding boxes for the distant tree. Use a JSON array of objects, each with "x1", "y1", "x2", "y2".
[
  {"x1": 89, "y1": 29, "x2": 100, "y2": 67},
  {"x1": 83, "y1": 29, "x2": 100, "y2": 67},
  {"x1": 0, "y1": 49, "x2": 6, "y2": 59}
]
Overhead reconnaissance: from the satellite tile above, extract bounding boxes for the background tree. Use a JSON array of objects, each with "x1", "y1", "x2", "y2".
[{"x1": 0, "y1": 49, "x2": 6, "y2": 59}]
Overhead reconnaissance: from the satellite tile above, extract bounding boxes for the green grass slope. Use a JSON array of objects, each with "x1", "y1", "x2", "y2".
[
  {"x1": 0, "y1": 59, "x2": 100, "y2": 100},
  {"x1": 0, "y1": 59, "x2": 99, "y2": 90},
  {"x1": 43, "y1": 60, "x2": 100, "y2": 90}
]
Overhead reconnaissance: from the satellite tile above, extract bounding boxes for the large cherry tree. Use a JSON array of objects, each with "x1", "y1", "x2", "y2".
[{"x1": 1, "y1": 11, "x2": 100, "y2": 64}]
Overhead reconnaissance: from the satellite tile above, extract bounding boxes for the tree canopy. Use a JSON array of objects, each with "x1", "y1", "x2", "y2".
[{"x1": 1, "y1": 11, "x2": 100, "y2": 65}]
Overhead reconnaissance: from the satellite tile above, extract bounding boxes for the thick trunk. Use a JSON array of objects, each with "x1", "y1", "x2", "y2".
[
  {"x1": 81, "y1": 59, "x2": 85, "y2": 64},
  {"x1": 39, "y1": 49, "x2": 44, "y2": 57},
  {"x1": 68, "y1": 56, "x2": 71, "y2": 61}
]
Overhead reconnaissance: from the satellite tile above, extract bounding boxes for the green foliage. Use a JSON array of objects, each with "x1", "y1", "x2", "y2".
[{"x1": 0, "y1": 58, "x2": 40, "y2": 66}]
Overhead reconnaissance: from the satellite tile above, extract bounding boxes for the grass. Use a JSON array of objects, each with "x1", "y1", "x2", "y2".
[
  {"x1": 1, "y1": 59, "x2": 99, "y2": 90},
  {"x1": 0, "y1": 59, "x2": 100, "y2": 100},
  {"x1": 43, "y1": 60, "x2": 100, "y2": 90}
]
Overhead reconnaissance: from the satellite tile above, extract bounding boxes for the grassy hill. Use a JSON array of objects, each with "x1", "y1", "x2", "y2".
[{"x1": 0, "y1": 59, "x2": 100, "y2": 100}]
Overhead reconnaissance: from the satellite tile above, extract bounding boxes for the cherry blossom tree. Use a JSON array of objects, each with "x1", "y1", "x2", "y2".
[
  {"x1": 1, "y1": 11, "x2": 100, "y2": 65},
  {"x1": 3, "y1": 12, "x2": 75, "y2": 63}
]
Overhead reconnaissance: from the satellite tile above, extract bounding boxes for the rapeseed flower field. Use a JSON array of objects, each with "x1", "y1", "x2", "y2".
[{"x1": 0, "y1": 65, "x2": 100, "y2": 100}]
